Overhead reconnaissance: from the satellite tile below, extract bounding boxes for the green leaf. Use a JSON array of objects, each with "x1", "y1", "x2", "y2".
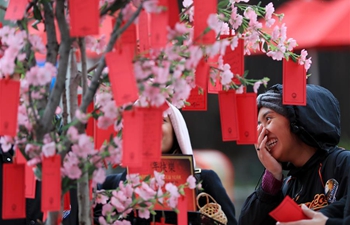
[{"x1": 33, "y1": 5, "x2": 43, "y2": 21}]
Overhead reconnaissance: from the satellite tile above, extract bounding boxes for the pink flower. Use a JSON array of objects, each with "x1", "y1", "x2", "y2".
[
  {"x1": 207, "y1": 14, "x2": 222, "y2": 35},
  {"x1": 165, "y1": 183, "x2": 179, "y2": 198},
  {"x1": 126, "y1": 173, "x2": 141, "y2": 186},
  {"x1": 95, "y1": 192, "x2": 109, "y2": 204},
  {"x1": 75, "y1": 110, "x2": 89, "y2": 123},
  {"x1": 153, "y1": 170, "x2": 165, "y2": 187},
  {"x1": 138, "y1": 208, "x2": 150, "y2": 219},
  {"x1": 186, "y1": 175, "x2": 196, "y2": 189},
  {"x1": 62, "y1": 164, "x2": 81, "y2": 179},
  {"x1": 220, "y1": 64, "x2": 234, "y2": 85},
  {"x1": 42, "y1": 142, "x2": 56, "y2": 157},
  {"x1": 28, "y1": 34, "x2": 46, "y2": 54},
  {"x1": 166, "y1": 196, "x2": 178, "y2": 208},
  {"x1": 67, "y1": 126, "x2": 79, "y2": 142},
  {"x1": 135, "y1": 182, "x2": 156, "y2": 201},
  {"x1": 97, "y1": 116, "x2": 114, "y2": 129},
  {"x1": 0, "y1": 136, "x2": 13, "y2": 152},
  {"x1": 143, "y1": 0, "x2": 161, "y2": 13},
  {"x1": 92, "y1": 167, "x2": 106, "y2": 186},
  {"x1": 101, "y1": 203, "x2": 114, "y2": 216}
]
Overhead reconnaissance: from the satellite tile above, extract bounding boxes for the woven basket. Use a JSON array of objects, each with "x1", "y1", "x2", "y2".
[{"x1": 196, "y1": 192, "x2": 228, "y2": 225}]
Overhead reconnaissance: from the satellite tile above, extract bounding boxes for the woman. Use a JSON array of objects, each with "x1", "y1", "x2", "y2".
[
  {"x1": 239, "y1": 84, "x2": 350, "y2": 225},
  {"x1": 95, "y1": 103, "x2": 237, "y2": 225}
]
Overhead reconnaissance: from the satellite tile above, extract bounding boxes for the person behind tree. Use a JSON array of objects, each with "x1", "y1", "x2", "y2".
[
  {"x1": 239, "y1": 84, "x2": 350, "y2": 225},
  {"x1": 94, "y1": 103, "x2": 238, "y2": 225}
]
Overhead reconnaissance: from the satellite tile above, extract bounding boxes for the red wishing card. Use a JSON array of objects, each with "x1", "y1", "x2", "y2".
[
  {"x1": 208, "y1": 78, "x2": 222, "y2": 94},
  {"x1": 14, "y1": 149, "x2": 36, "y2": 199},
  {"x1": 0, "y1": 79, "x2": 20, "y2": 137},
  {"x1": 137, "y1": 10, "x2": 150, "y2": 53},
  {"x1": 168, "y1": 0, "x2": 180, "y2": 29},
  {"x1": 236, "y1": 93, "x2": 257, "y2": 145},
  {"x1": 63, "y1": 192, "x2": 70, "y2": 210},
  {"x1": 41, "y1": 155, "x2": 61, "y2": 212},
  {"x1": 4, "y1": 0, "x2": 27, "y2": 21},
  {"x1": 195, "y1": 58, "x2": 209, "y2": 91},
  {"x1": 94, "y1": 123, "x2": 115, "y2": 150},
  {"x1": 178, "y1": 196, "x2": 188, "y2": 225},
  {"x1": 106, "y1": 50, "x2": 139, "y2": 107},
  {"x1": 150, "y1": 12, "x2": 168, "y2": 49},
  {"x1": 2, "y1": 163, "x2": 25, "y2": 219},
  {"x1": 218, "y1": 90, "x2": 239, "y2": 141},
  {"x1": 182, "y1": 87, "x2": 207, "y2": 111},
  {"x1": 269, "y1": 196, "x2": 309, "y2": 222},
  {"x1": 122, "y1": 110, "x2": 143, "y2": 167},
  {"x1": 193, "y1": 0, "x2": 216, "y2": 45},
  {"x1": 223, "y1": 38, "x2": 244, "y2": 79},
  {"x1": 69, "y1": 0, "x2": 99, "y2": 37},
  {"x1": 283, "y1": 59, "x2": 306, "y2": 106},
  {"x1": 77, "y1": 94, "x2": 95, "y2": 136}
]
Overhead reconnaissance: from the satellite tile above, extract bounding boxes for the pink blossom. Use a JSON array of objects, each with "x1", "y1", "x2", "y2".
[
  {"x1": 119, "y1": 182, "x2": 133, "y2": 198},
  {"x1": 135, "y1": 182, "x2": 157, "y2": 201},
  {"x1": 122, "y1": 3, "x2": 136, "y2": 23},
  {"x1": 97, "y1": 116, "x2": 114, "y2": 130},
  {"x1": 165, "y1": 183, "x2": 179, "y2": 198},
  {"x1": 42, "y1": 142, "x2": 56, "y2": 157},
  {"x1": 96, "y1": 92, "x2": 113, "y2": 107},
  {"x1": 114, "y1": 220, "x2": 131, "y2": 225},
  {"x1": 75, "y1": 109, "x2": 89, "y2": 123},
  {"x1": 230, "y1": 7, "x2": 243, "y2": 30},
  {"x1": 230, "y1": 36, "x2": 239, "y2": 51},
  {"x1": 186, "y1": 175, "x2": 196, "y2": 189},
  {"x1": 95, "y1": 192, "x2": 109, "y2": 204},
  {"x1": 67, "y1": 126, "x2": 79, "y2": 142},
  {"x1": 0, "y1": 136, "x2": 13, "y2": 152},
  {"x1": 138, "y1": 208, "x2": 150, "y2": 219},
  {"x1": 126, "y1": 173, "x2": 141, "y2": 186},
  {"x1": 101, "y1": 203, "x2": 114, "y2": 216},
  {"x1": 253, "y1": 81, "x2": 263, "y2": 93},
  {"x1": 28, "y1": 34, "x2": 46, "y2": 54},
  {"x1": 207, "y1": 14, "x2": 222, "y2": 36},
  {"x1": 62, "y1": 164, "x2": 81, "y2": 179},
  {"x1": 153, "y1": 170, "x2": 165, "y2": 187},
  {"x1": 143, "y1": 0, "x2": 161, "y2": 13},
  {"x1": 286, "y1": 38, "x2": 298, "y2": 51},
  {"x1": 93, "y1": 167, "x2": 106, "y2": 186},
  {"x1": 166, "y1": 196, "x2": 178, "y2": 208},
  {"x1": 220, "y1": 64, "x2": 234, "y2": 85},
  {"x1": 27, "y1": 157, "x2": 41, "y2": 167},
  {"x1": 236, "y1": 85, "x2": 244, "y2": 94},
  {"x1": 98, "y1": 216, "x2": 108, "y2": 225}
]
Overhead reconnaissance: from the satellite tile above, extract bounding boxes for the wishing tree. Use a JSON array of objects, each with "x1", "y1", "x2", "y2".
[{"x1": 0, "y1": 0, "x2": 312, "y2": 224}]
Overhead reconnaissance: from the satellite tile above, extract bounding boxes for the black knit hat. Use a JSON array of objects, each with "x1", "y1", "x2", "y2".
[{"x1": 257, "y1": 90, "x2": 288, "y2": 118}]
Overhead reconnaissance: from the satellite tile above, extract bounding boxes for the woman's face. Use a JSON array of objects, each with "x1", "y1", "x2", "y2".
[{"x1": 161, "y1": 116, "x2": 174, "y2": 153}]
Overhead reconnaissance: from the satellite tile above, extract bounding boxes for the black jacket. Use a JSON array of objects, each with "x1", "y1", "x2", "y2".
[
  {"x1": 0, "y1": 149, "x2": 43, "y2": 225},
  {"x1": 94, "y1": 169, "x2": 237, "y2": 225},
  {"x1": 239, "y1": 84, "x2": 350, "y2": 225}
]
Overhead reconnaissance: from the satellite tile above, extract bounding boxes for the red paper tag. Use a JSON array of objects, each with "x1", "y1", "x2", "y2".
[
  {"x1": 41, "y1": 155, "x2": 61, "y2": 212},
  {"x1": 94, "y1": 123, "x2": 115, "y2": 150},
  {"x1": 236, "y1": 93, "x2": 257, "y2": 144},
  {"x1": 195, "y1": 58, "x2": 209, "y2": 91},
  {"x1": 177, "y1": 196, "x2": 188, "y2": 225},
  {"x1": 182, "y1": 87, "x2": 207, "y2": 111},
  {"x1": 208, "y1": 78, "x2": 222, "y2": 94},
  {"x1": 283, "y1": 59, "x2": 306, "y2": 105},
  {"x1": 193, "y1": 0, "x2": 216, "y2": 45},
  {"x1": 2, "y1": 164, "x2": 25, "y2": 219},
  {"x1": 15, "y1": 149, "x2": 36, "y2": 199},
  {"x1": 137, "y1": 10, "x2": 150, "y2": 53},
  {"x1": 69, "y1": 0, "x2": 99, "y2": 37},
  {"x1": 63, "y1": 192, "x2": 70, "y2": 210},
  {"x1": 122, "y1": 110, "x2": 143, "y2": 167},
  {"x1": 269, "y1": 196, "x2": 309, "y2": 222},
  {"x1": 223, "y1": 38, "x2": 244, "y2": 79},
  {"x1": 150, "y1": 12, "x2": 168, "y2": 48},
  {"x1": 168, "y1": 0, "x2": 180, "y2": 29},
  {"x1": 4, "y1": 0, "x2": 28, "y2": 21},
  {"x1": 106, "y1": 50, "x2": 139, "y2": 106},
  {"x1": 0, "y1": 79, "x2": 20, "y2": 137},
  {"x1": 218, "y1": 90, "x2": 239, "y2": 141},
  {"x1": 77, "y1": 94, "x2": 94, "y2": 137}
]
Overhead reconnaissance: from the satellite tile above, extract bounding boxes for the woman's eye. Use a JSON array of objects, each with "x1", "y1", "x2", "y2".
[{"x1": 266, "y1": 117, "x2": 271, "y2": 122}]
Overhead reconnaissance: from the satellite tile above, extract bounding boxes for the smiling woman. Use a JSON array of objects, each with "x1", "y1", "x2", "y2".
[{"x1": 239, "y1": 84, "x2": 350, "y2": 225}]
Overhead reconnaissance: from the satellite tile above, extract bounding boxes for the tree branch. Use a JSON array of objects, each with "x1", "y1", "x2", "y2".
[
  {"x1": 69, "y1": 50, "x2": 80, "y2": 121},
  {"x1": 43, "y1": 1, "x2": 59, "y2": 65},
  {"x1": 79, "y1": 3, "x2": 143, "y2": 112},
  {"x1": 100, "y1": 0, "x2": 130, "y2": 17},
  {"x1": 38, "y1": 0, "x2": 72, "y2": 140},
  {"x1": 78, "y1": 38, "x2": 88, "y2": 95}
]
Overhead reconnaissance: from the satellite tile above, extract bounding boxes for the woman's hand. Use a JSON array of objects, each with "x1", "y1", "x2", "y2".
[
  {"x1": 276, "y1": 205, "x2": 328, "y2": 225},
  {"x1": 255, "y1": 125, "x2": 282, "y2": 180}
]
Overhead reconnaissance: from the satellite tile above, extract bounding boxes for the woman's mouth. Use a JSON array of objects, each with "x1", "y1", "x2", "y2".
[{"x1": 266, "y1": 139, "x2": 278, "y2": 152}]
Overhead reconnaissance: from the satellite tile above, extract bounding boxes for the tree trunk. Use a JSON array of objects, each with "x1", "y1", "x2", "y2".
[{"x1": 78, "y1": 172, "x2": 91, "y2": 225}]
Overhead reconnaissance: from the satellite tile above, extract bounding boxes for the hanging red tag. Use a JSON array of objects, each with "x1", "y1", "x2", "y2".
[
  {"x1": 41, "y1": 155, "x2": 61, "y2": 212},
  {"x1": 106, "y1": 50, "x2": 139, "y2": 107},
  {"x1": 15, "y1": 149, "x2": 36, "y2": 199},
  {"x1": 177, "y1": 195, "x2": 188, "y2": 225},
  {"x1": 137, "y1": 10, "x2": 150, "y2": 53},
  {"x1": 207, "y1": 55, "x2": 222, "y2": 93},
  {"x1": 283, "y1": 59, "x2": 306, "y2": 106},
  {"x1": 94, "y1": 123, "x2": 115, "y2": 150},
  {"x1": 182, "y1": 87, "x2": 207, "y2": 111},
  {"x1": 2, "y1": 163, "x2": 25, "y2": 219},
  {"x1": 63, "y1": 192, "x2": 70, "y2": 210},
  {"x1": 69, "y1": 0, "x2": 99, "y2": 37},
  {"x1": 4, "y1": 0, "x2": 28, "y2": 21},
  {"x1": 195, "y1": 58, "x2": 209, "y2": 91},
  {"x1": 193, "y1": 0, "x2": 216, "y2": 45},
  {"x1": 218, "y1": 90, "x2": 239, "y2": 141},
  {"x1": 236, "y1": 93, "x2": 257, "y2": 144},
  {"x1": 0, "y1": 79, "x2": 20, "y2": 137},
  {"x1": 150, "y1": 11, "x2": 168, "y2": 49},
  {"x1": 122, "y1": 110, "x2": 143, "y2": 167},
  {"x1": 168, "y1": 0, "x2": 180, "y2": 29},
  {"x1": 77, "y1": 94, "x2": 95, "y2": 137},
  {"x1": 223, "y1": 38, "x2": 244, "y2": 80}
]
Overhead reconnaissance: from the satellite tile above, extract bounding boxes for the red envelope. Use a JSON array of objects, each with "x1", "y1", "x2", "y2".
[
  {"x1": 15, "y1": 149, "x2": 36, "y2": 199},
  {"x1": 41, "y1": 155, "x2": 61, "y2": 212},
  {"x1": 177, "y1": 196, "x2": 188, "y2": 225},
  {"x1": 94, "y1": 123, "x2": 115, "y2": 150},
  {"x1": 137, "y1": 10, "x2": 150, "y2": 53},
  {"x1": 195, "y1": 58, "x2": 209, "y2": 91},
  {"x1": 0, "y1": 79, "x2": 20, "y2": 137},
  {"x1": 283, "y1": 59, "x2": 307, "y2": 105},
  {"x1": 69, "y1": 0, "x2": 99, "y2": 37},
  {"x1": 182, "y1": 87, "x2": 207, "y2": 111},
  {"x1": 150, "y1": 11, "x2": 168, "y2": 49},
  {"x1": 269, "y1": 196, "x2": 309, "y2": 222},
  {"x1": 106, "y1": 50, "x2": 139, "y2": 107},
  {"x1": 122, "y1": 110, "x2": 143, "y2": 167},
  {"x1": 4, "y1": 0, "x2": 28, "y2": 21},
  {"x1": 168, "y1": 0, "x2": 180, "y2": 29},
  {"x1": 236, "y1": 93, "x2": 257, "y2": 144},
  {"x1": 2, "y1": 163, "x2": 26, "y2": 219},
  {"x1": 223, "y1": 38, "x2": 244, "y2": 79},
  {"x1": 218, "y1": 90, "x2": 239, "y2": 141},
  {"x1": 193, "y1": 0, "x2": 216, "y2": 45}
]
